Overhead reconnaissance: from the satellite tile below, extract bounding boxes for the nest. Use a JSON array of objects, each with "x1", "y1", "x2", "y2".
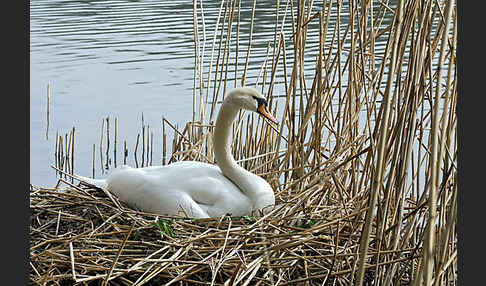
[{"x1": 29, "y1": 165, "x2": 413, "y2": 285}]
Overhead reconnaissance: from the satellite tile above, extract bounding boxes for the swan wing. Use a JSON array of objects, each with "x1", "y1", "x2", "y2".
[{"x1": 104, "y1": 162, "x2": 252, "y2": 218}]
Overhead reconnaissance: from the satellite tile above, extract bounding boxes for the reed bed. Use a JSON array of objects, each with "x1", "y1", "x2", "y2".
[{"x1": 31, "y1": 0, "x2": 457, "y2": 285}]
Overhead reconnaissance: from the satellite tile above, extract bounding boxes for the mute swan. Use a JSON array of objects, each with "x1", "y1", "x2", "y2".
[{"x1": 78, "y1": 87, "x2": 278, "y2": 218}]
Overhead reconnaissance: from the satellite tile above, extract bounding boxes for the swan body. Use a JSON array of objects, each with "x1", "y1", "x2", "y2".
[
  {"x1": 82, "y1": 162, "x2": 258, "y2": 218},
  {"x1": 78, "y1": 87, "x2": 278, "y2": 218}
]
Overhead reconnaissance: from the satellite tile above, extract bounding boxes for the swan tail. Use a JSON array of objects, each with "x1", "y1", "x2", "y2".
[{"x1": 76, "y1": 175, "x2": 108, "y2": 190}]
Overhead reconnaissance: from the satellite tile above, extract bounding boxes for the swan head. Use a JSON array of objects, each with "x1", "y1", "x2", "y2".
[{"x1": 226, "y1": 87, "x2": 278, "y2": 124}]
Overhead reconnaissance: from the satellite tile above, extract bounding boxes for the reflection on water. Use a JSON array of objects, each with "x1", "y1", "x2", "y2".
[{"x1": 31, "y1": 0, "x2": 394, "y2": 186}]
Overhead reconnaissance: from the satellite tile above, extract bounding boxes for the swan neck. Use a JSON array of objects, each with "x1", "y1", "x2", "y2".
[
  {"x1": 213, "y1": 102, "x2": 241, "y2": 176},
  {"x1": 213, "y1": 103, "x2": 261, "y2": 204}
]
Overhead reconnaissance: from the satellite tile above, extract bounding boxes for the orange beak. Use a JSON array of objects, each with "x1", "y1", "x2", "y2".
[{"x1": 257, "y1": 104, "x2": 278, "y2": 124}]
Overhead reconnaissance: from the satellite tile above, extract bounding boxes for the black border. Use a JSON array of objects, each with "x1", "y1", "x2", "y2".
[
  {"x1": 456, "y1": 0, "x2": 463, "y2": 283},
  {"x1": 457, "y1": 1, "x2": 482, "y2": 285},
  {"x1": 7, "y1": 0, "x2": 29, "y2": 284}
]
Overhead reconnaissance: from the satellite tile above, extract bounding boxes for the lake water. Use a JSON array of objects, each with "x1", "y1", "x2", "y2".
[
  {"x1": 31, "y1": 0, "x2": 422, "y2": 188},
  {"x1": 30, "y1": 0, "x2": 362, "y2": 187},
  {"x1": 31, "y1": 0, "x2": 208, "y2": 186}
]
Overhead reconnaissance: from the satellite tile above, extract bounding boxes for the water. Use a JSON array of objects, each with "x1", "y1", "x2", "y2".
[
  {"x1": 31, "y1": 0, "x2": 199, "y2": 186},
  {"x1": 30, "y1": 0, "x2": 355, "y2": 187},
  {"x1": 32, "y1": 0, "x2": 435, "y2": 188}
]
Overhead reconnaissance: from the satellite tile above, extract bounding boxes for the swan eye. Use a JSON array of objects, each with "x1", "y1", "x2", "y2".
[{"x1": 252, "y1": 95, "x2": 267, "y2": 107}]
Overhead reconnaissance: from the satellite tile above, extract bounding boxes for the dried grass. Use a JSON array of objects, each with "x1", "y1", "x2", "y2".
[
  {"x1": 31, "y1": 151, "x2": 388, "y2": 285},
  {"x1": 34, "y1": 0, "x2": 457, "y2": 285}
]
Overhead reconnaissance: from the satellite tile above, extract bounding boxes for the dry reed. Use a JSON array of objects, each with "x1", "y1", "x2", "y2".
[{"x1": 32, "y1": 0, "x2": 457, "y2": 285}]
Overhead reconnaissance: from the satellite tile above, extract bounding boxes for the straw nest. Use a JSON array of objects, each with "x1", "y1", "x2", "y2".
[
  {"x1": 30, "y1": 154, "x2": 416, "y2": 286},
  {"x1": 31, "y1": 0, "x2": 458, "y2": 283}
]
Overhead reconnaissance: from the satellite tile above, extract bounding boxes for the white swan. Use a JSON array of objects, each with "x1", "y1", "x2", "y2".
[{"x1": 78, "y1": 87, "x2": 278, "y2": 218}]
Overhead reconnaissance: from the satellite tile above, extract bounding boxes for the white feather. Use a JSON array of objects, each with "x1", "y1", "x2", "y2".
[{"x1": 77, "y1": 87, "x2": 276, "y2": 218}]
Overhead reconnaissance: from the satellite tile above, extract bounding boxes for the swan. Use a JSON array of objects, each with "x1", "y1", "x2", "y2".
[{"x1": 78, "y1": 87, "x2": 278, "y2": 218}]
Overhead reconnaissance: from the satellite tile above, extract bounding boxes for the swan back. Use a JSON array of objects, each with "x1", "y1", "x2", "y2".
[{"x1": 105, "y1": 163, "x2": 254, "y2": 218}]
